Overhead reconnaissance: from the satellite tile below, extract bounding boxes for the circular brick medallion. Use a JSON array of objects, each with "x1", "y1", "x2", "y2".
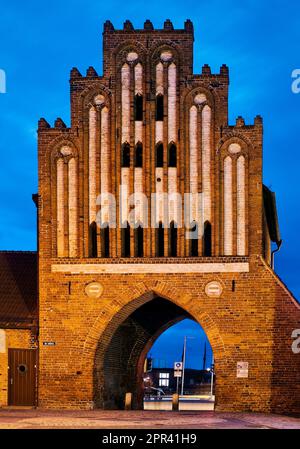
[
  {"x1": 205, "y1": 281, "x2": 223, "y2": 298},
  {"x1": 85, "y1": 282, "x2": 104, "y2": 299}
]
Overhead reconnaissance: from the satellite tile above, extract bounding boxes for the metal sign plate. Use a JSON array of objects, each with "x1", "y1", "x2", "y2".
[{"x1": 237, "y1": 361, "x2": 249, "y2": 378}]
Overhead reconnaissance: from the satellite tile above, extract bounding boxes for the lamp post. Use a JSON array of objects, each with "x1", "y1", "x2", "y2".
[
  {"x1": 181, "y1": 336, "x2": 187, "y2": 396},
  {"x1": 210, "y1": 354, "x2": 214, "y2": 398},
  {"x1": 176, "y1": 374, "x2": 180, "y2": 394},
  {"x1": 180, "y1": 336, "x2": 195, "y2": 396}
]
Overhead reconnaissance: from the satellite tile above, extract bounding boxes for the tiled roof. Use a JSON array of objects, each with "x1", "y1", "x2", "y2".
[{"x1": 0, "y1": 251, "x2": 37, "y2": 327}]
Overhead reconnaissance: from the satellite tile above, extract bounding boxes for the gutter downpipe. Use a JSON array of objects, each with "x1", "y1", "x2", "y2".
[{"x1": 271, "y1": 239, "x2": 283, "y2": 270}]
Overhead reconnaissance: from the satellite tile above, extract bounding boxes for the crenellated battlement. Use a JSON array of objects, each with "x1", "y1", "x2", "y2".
[
  {"x1": 103, "y1": 18, "x2": 194, "y2": 34},
  {"x1": 37, "y1": 19, "x2": 266, "y2": 262}
]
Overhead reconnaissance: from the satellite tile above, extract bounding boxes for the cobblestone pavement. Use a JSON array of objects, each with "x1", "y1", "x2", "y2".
[{"x1": 0, "y1": 409, "x2": 299, "y2": 429}]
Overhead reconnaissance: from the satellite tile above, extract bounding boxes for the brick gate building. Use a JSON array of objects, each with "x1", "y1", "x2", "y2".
[{"x1": 19, "y1": 18, "x2": 299, "y2": 412}]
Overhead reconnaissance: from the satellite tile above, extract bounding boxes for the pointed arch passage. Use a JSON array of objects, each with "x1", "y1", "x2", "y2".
[
  {"x1": 156, "y1": 143, "x2": 164, "y2": 167},
  {"x1": 98, "y1": 297, "x2": 192, "y2": 409},
  {"x1": 90, "y1": 292, "x2": 221, "y2": 410},
  {"x1": 121, "y1": 143, "x2": 130, "y2": 167},
  {"x1": 121, "y1": 221, "x2": 130, "y2": 257},
  {"x1": 168, "y1": 221, "x2": 177, "y2": 256},
  {"x1": 168, "y1": 143, "x2": 177, "y2": 167},
  {"x1": 135, "y1": 143, "x2": 143, "y2": 168},
  {"x1": 155, "y1": 222, "x2": 164, "y2": 257}
]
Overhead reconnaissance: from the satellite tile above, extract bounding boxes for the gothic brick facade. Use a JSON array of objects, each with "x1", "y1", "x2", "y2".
[{"x1": 36, "y1": 19, "x2": 300, "y2": 412}]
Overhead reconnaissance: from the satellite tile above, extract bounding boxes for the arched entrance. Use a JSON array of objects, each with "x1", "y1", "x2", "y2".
[
  {"x1": 143, "y1": 318, "x2": 214, "y2": 408},
  {"x1": 93, "y1": 293, "x2": 218, "y2": 410}
]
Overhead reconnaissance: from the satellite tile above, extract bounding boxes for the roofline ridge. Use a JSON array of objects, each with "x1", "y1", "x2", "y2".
[{"x1": 0, "y1": 250, "x2": 37, "y2": 254}]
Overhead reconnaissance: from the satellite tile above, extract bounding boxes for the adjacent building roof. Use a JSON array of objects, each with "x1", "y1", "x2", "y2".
[
  {"x1": 0, "y1": 251, "x2": 37, "y2": 328},
  {"x1": 263, "y1": 185, "x2": 281, "y2": 245}
]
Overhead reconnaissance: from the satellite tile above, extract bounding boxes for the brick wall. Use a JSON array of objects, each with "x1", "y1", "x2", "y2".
[
  {"x1": 37, "y1": 255, "x2": 300, "y2": 412},
  {"x1": 37, "y1": 20, "x2": 300, "y2": 412}
]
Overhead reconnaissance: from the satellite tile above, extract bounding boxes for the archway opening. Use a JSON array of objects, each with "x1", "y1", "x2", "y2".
[
  {"x1": 93, "y1": 295, "x2": 215, "y2": 410},
  {"x1": 143, "y1": 318, "x2": 214, "y2": 411}
]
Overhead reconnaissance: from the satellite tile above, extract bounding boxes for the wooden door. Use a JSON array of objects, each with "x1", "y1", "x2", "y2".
[{"x1": 8, "y1": 349, "x2": 36, "y2": 406}]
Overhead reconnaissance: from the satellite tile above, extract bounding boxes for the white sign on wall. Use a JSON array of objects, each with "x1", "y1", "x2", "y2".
[
  {"x1": 237, "y1": 361, "x2": 249, "y2": 378},
  {"x1": 0, "y1": 330, "x2": 6, "y2": 353}
]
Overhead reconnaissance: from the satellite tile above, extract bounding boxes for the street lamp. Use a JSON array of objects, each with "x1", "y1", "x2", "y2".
[
  {"x1": 181, "y1": 335, "x2": 195, "y2": 396},
  {"x1": 209, "y1": 355, "x2": 214, "y2": 398}
]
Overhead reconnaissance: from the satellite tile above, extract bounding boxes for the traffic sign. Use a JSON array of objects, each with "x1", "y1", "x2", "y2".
[{"x1": 174, "y1": 361, "x2": 183, "y2": 370}]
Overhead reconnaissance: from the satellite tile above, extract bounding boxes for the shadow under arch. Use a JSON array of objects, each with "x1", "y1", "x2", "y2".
[{"x1": 83, "y1": 289, "x2": 226, "y2": 410}]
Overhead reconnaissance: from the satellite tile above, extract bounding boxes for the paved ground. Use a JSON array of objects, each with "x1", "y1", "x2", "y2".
[
  {"x1": 144, "y1": 396, "x2": 215, "y2": 411},
  {"x1": 0, "y1": 409, "x2": 299, "y2": 429}
]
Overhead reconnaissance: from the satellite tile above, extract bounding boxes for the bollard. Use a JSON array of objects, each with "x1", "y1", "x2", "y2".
[
  {"x1": 172, "y1": 393, "x2": 179, "y2": 411},
  {"x1": 125, "y1": 392, "x2": 132, "y2": 410}
]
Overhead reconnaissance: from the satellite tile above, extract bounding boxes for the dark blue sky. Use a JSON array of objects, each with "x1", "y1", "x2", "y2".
[
  {"x1": 1, "y1": 1, "x2": 299, "y2": 368},
  {"x1": 149, "y1": 319, "x2": 213, "y2": 370}
]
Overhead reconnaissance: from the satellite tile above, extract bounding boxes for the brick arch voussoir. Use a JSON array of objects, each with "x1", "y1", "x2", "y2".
[
  {"x1": 136, "y1": 315, "x2": 189, "y2": 372},
  {"x1": 48, "y1": 136, "x2": 80, "y2": 165},
  {"x1": 79, "y1": 283, "x2": 227, "y2": 373},
  {"x1": 184, "y1": 85, "x2": 215, "y2": 110},
  {"x1": 149, "y1": 40, "x2": 181, "y2": 63},
  {"x1": 79, "y1": 287, "x2": 155, "y2": 372},
  {"x1": 217, "y1": 133, "x2": 253, "y2": 156},
  {"x1": 113, "y1": 40, "x2": 147, "y2": 67},
  {"x1": 81, "y1": 84, "x2": 112, "y2": 110},
  {"x1": 152, "y1": 283, "x2": 229, "y2": 363}
]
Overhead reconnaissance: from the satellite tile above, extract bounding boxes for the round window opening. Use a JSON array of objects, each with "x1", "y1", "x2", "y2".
[{"x1": 18, "y1": 364, "x2": 28, "y2": 374}]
